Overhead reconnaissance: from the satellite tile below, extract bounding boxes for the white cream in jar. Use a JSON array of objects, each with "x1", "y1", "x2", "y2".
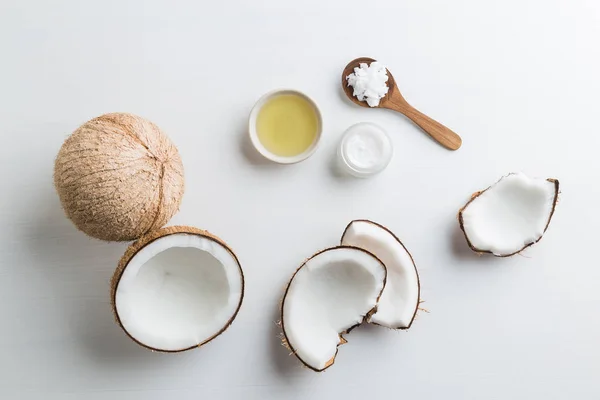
[{"x1": 338, "y1": 122, "x2": 393, "y2": 178}]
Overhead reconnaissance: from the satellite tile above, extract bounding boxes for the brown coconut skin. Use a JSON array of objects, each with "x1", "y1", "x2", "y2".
[
  {"x1": 111, "y1": 226, "x2": 245, "y2": 352},
  {"x1": 458, "y1": 175, "x2": 560, "y2": 257},
  {"x1": 340, "y1": 219, "x2": 421, "y2": 330},
  {"x1": 280, "y1": 246, "x2": 387, "y2": 372},
  {"x1": 54, "y1": 113, "x2": 185, "y2": 242}
]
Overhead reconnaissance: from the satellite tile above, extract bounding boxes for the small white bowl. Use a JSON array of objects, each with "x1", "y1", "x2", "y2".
[{"x1": 248, "y1": 89, "x2": 323, "y2": 164}]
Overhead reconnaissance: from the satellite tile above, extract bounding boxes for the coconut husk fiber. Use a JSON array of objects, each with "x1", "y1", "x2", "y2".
[{"x1": 54, "y1": 113, "x2": 185, "y2": 242}]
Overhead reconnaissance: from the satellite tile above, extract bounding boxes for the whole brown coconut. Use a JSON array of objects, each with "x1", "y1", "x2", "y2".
[{"x1": 54, "y1": 113, "x2": 185, "y2": 241}]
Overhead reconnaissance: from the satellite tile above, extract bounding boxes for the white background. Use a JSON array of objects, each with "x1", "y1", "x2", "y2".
[{"x1": 1, "y1": 1, "x2": 599, "y2": 399}]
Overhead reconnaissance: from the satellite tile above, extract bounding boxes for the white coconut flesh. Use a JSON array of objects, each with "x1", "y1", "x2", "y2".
[
  {"x1": 460, "y1": 173, "x2": 559, "y2": 256},
  {"x1": 282, "y1": 247, "x2": 386, "y2": 371},
  {"x1": 341, "y1": 220, "x2": 420, "y2": 329},
  {"x1": 114, "y1": 233, "x2": 243, "y2": 351}
]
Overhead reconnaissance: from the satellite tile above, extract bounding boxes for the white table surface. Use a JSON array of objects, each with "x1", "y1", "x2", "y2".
[{"x1": 1, "y1": 1, "x2": 599, "y2": 399}]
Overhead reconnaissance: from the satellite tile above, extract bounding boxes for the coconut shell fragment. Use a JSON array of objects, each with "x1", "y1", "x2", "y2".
[
  {"x1": 458, "y1": 173, "x2": 560, "y2": 257},
  {"x1": 280, "y1": 246, "x2": 387, "y2": 371},
  {"x1": 341, "y1": 219, "x2": 421, "y2": 329}
]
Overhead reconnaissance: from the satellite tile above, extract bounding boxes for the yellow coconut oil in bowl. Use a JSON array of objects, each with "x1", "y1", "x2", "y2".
[{"x1": 249, "y1": 90, "x2": 322, "y2": 164}]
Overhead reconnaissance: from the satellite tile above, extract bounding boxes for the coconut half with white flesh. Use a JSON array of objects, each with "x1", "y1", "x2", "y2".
[
  {"x1": 459, "y1": 173, "x2": 560, "y2": 257},
  {"x1": 341, "y1": 220, "x2": 420, "y2": 329},
  {"x1": 281, "y1": 246, "x2": 387, "y2": 372},
  {"x1": 111, "y1": 226, "x2": 244, "y2": 352}
]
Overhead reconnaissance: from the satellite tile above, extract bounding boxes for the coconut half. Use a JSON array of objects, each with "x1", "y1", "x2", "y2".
[
  {"x1": 281, "y1": 246, "x2": 386, "y2": 372},
  {"x1": 111, "y1": 226, "x2": 244, "y2": 352},
  {"x1": 341, "y1": 220, "x2": 420, "y2": 329},
  {"x1": 459, "y1": 173, "x2": 560, "y2": 257}
]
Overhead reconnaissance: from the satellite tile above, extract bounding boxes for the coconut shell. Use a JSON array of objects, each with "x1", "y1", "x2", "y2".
[
  {"x1": 110, "y1": 225, "x2": 245, "y2": 352},
  {"x1": 458, "y1": 176, "x2": 560, "y2": 257},
  {"x1": 280, "y1": 246, "x2": 387, "y2": 372},
  {"x1": 54, "y1": 113, "x2": 184, "y2": 241},
  {"x1": 340, "y1": 219, "x2": 421, "y2": 330}
]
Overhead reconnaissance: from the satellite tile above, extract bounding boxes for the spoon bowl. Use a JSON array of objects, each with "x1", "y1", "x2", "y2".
[
  {"x1": 342, "y1": 57, "x2": 462, "y2": 150},
  {"x1": 342, "y1": 57, "x2": 396, "y2": 108}
]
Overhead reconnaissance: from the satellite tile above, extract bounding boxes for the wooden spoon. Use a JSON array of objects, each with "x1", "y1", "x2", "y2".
[{"x1": 342, "y1": 57, "x2": 462, "y2": 150}]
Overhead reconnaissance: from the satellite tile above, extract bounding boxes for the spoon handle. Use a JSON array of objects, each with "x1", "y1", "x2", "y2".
[{"x1": 387, "y1": 98, "x2": 462, "y2": 150}]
